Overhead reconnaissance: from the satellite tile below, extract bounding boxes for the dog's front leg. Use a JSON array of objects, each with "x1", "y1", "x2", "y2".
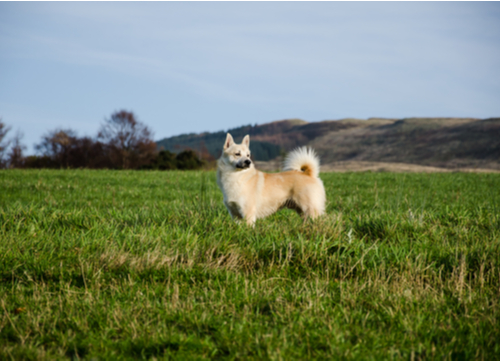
[
  {"x1": 226, "y1": 201, "x2": 244, "y2": 221},
  {"x1": 243, "y1": 205, "x2": 257, "y2": 227},
  {"x1": 245, "y1": 213, "x2": 256, "y2": 227},
  {"x1": 226, "y1": 201, "x2": 255, "y2": 226}
]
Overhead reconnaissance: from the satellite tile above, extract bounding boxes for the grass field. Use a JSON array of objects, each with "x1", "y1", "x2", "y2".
[{"x1": 1, "y1": 169, "x2": 499, "y2": 360}]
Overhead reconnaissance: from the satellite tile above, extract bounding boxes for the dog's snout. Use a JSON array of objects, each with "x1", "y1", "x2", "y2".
[{"x1": 235, "y1": 158, "x2": 252, "y2": 169}]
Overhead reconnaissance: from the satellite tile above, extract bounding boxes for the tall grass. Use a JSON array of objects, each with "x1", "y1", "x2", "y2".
[{"x1": 0, "y1": 169, "x2": 499, "y2": 359}]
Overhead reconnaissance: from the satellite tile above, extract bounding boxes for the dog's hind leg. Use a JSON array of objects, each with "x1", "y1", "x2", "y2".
[
  {"x1": 303, "y1": 200, "x2": 326, "y2": 221},
  {"x1": 295, "y1": 187, "x2": 325, "y2": 221}
]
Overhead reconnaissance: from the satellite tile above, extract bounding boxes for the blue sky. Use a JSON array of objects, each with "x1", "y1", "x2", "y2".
[{"x1": 1, "y1": 2, "x2": 499, "y2": 153}]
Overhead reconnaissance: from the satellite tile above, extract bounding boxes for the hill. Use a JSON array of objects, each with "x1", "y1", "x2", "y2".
[
  {"x1": 156, "y1": 119, "x2": 307, "y2": 161},
  {"x1": 156, "y1": 117, "x2": 500, "y2": 170}
]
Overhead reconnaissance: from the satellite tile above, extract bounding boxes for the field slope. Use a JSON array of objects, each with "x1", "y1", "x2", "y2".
[{"x1": 1, "y1": 169, "x2": 499, "y2": 359}]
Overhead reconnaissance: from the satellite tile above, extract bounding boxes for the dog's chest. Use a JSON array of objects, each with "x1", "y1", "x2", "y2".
[
  {"x1": 218, "y1": 174, "x2": 244, "y2": 200},
  {"x1": 217, "y1": 171, "x2": 255, "y2": 204}
]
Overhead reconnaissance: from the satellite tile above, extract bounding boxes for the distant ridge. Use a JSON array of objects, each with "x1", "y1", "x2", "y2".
[{"x1": 156, "y1": 117, "x2": 500, "y2": 169}]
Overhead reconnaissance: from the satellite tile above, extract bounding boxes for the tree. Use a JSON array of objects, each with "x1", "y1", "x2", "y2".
[
  {"x1": 0, "y1": 118, "x2": 11, "y2": 168},
  {"x1": 97, "y1": 110, "x2": 157, "y2": 169},
  {"x1": 7, "y1": 130, "x2": 26, "y2": 168},
  {"x1": 33, "y1": 129, "x2": 113, "y2": 169},
  {"x1": 35, "y1": 129, "x2": 79, "y2": 168},
  {"x1": 67, "y1": 136, "x2": 110, "y2": 169}
]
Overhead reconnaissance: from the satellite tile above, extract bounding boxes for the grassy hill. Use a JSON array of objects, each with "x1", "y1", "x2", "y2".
[
  {"x1": 312, "y1": 118, "x2": 500, "y2": 170},
  {"x1": 156, "y1": 117, "x2": 500, "y2": 169}
]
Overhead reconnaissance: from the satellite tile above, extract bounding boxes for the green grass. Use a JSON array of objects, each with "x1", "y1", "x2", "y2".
[{"x1": 1, "y1": 169, "x2": 499, "y2": 360}]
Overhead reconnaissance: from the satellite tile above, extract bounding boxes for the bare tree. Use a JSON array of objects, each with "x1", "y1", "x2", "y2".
[
  {"x1": 0, "y1": 118, "x2": 12, "y2": 168},
  {"x1": 35, "y1": 129, "x2": 79, "y2": 168},
  {"x1": 8, "y1": 130, "x2": 27, "y2": 168},
  {"x1": 97, "y1": 110, "x2": 157, "y2": 169}
]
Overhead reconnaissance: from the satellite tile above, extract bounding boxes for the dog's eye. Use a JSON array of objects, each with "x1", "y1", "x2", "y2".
[
  {"x1": 235, "y1": 152, "x2": 241, "y2": 156},
  {"x1": 247, "y1": 154, "x2": 250, "y2": 157}
]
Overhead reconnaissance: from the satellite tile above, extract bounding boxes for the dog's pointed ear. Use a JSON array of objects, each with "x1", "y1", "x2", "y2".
[
  {"x1": 242, "y1": 135, "x2": 250, "y2": 147},
  {"x1": 224, "y1": 133, "x2": 234, "y2": 150}
]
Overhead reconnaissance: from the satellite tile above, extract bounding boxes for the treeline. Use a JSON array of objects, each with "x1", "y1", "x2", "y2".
[{"x1": 0, "y1": 110, "x2": 205, "y2": 170}]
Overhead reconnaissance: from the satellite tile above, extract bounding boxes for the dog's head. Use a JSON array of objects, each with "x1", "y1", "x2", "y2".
[{"x1": 219, "y1": 133, "x2": 253, "y2": 171}]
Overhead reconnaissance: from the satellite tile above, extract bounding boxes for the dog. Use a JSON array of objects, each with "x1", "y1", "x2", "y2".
[{"x1": 216, "y1": 133, "x2": 326, "y2": 226}]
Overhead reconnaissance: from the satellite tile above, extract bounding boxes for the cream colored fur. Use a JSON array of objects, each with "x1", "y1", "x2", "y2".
[{"x1": 217, "y1": 133, "x2": 326, "y2": 226}]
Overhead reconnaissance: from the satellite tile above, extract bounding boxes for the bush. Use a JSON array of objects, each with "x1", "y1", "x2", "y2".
[
  {"x1": 175, "y1": 150, "x2": 204, "y2": 170},
  {"x1": 142, "y1": 149, "x2": 204, "y2": 170}
]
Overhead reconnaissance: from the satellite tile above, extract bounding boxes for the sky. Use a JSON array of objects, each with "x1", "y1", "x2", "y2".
[{"x1": 1, "y1": 2, "x2": 500, "y2": 154}]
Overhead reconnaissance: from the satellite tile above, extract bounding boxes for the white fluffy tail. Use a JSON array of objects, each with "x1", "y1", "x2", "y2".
[{"x1": 283, "y1": 147, "x2": 320, "y2": 178}]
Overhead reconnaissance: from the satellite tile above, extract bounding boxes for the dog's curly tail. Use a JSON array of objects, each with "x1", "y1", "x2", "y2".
[{"x1": 282, "y1": 147, "x2": 321, "y2": 178}]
